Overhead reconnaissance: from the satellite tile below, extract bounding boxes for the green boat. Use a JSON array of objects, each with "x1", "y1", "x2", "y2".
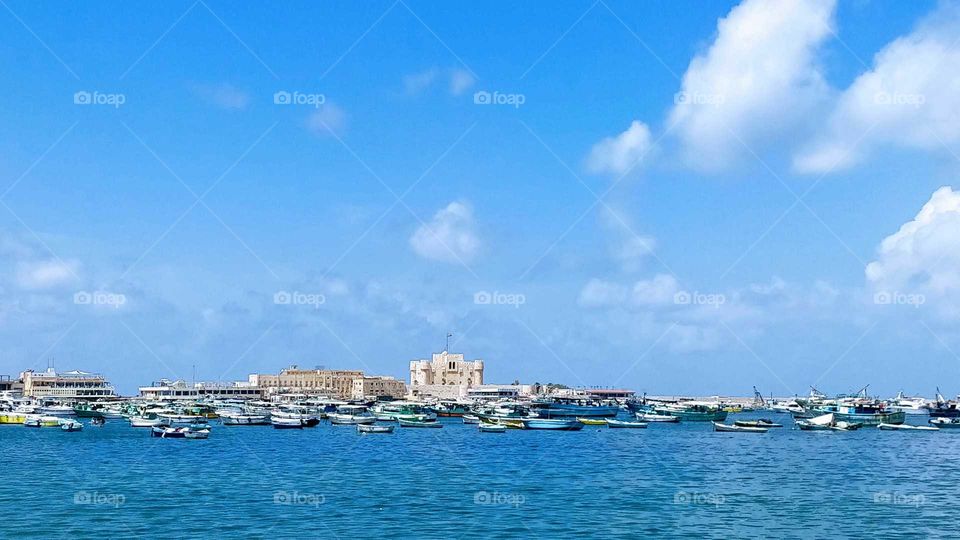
[
  {"x1": 73, "y1": 403, "x2": 104, "y2": 418},
  {"x1": 651, "y1": 403, "x2": 727, "y2": 422}
]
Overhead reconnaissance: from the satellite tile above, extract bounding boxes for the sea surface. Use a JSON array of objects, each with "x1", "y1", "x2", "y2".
[{"x1": 0, "y1": 412, "x2": 954, "y2": 539}]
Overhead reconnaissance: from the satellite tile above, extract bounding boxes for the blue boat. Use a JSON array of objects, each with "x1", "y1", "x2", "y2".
[{"x1": 520, "y1": 418, "x2": 584, "y2": 431}]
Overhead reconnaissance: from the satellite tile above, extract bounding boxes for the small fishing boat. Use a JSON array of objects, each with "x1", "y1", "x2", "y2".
[
  {"x1": 151, "y1": 427, "x2": 187, "y2": 438},
  {"x1": 878, "y1": 423, "x2": 938, "y2": 431},
  {"x1": 129, "y1": 415, "x2": 164, "y2": 428},
  {"x1": 713, "y1": 422, "x2": 768, "y2": 433},
  {"x1": 520, "y1": 418, "x2": 583, "y2": 431},
  {"x1": 462, "y1": 415, "x2": 481, "y2": 424},
  {"x1": 478, "y1": 423, "x2": 507, "y2": 433},
  {"x1": 220, "y1": 413, "x2": 270, "y2": 426},
  {"x1": 59, "y1": 419, "x2": 84, "y2": 432},
  {"x1": 271, "y1": 418, "x2": 305, "y2": 430},
  {"x1": 734, "y1": 419, "x2": 783, "y2": 428},
  {"x1": 23, "y1": 415, "x2": 60, "y2": 427},
  {"x1": 929, "y1": 417, "x2": 960, "y2": 429},
  {"x1": 635, "y1": 412, "x2": 680, "y2": 423},
  {"x1": 357, "y1": 424, "x2": 394, "y2": 434},
  {"x1": 329, "y1": 405, "x2": 377, "y2": 425},
  {"x1": 91, "y1": 417, "x2": 105, "y2": 427},
  {"x1": 830, "y1": 422, "x2": 863, "y2": 431},
  {"x1": 606, "y1": 420, "x2": 648, "y2": 429},
  {"x1": 398, "y1": 418, "x2": 443, "y2": 428},
  {"x1": 183, "y1": 429, "x2": 210, "y2": 439},
  {"x1": 577, "y1": 417, "x2": 609, "y2": 426},
  {"x1": 796, "y1": 413, "x2": 837, "y2": 431}
]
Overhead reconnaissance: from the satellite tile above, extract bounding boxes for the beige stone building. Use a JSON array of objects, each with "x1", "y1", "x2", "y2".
[
  {"x1": 409, "y1": 351, "x2": 483, "y2": 398},
  {"x1": 249, "y1": 366, "x2": 363, "y2": 399},
  {"x1": 20, "y1": 368, "x2": 115, "y2": 399},
  {"x1": 351, "y1": 376, "x2": 406, "y2": 400}
]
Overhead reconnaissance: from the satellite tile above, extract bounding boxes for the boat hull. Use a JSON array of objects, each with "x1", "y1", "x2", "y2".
[{"x1": 521, "y1": 419, "x2": 584, "y2": 431}]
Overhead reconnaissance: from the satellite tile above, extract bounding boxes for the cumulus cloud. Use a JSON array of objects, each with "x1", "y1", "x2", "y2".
[
  {"x1": 667, "y1": 0, "x2": 835, "y2": 170},
  {"x1": 586, "y1": 121, "x2": 654, "y2": 175},
  {"x1": 410, "y1": 201, "x2": 480, "y2": 264},
  {"x1": 449, "y1": 68, "x2": 475, "y2": 96},
  {"x1": 402, "y1": 67, "x2": 475, "y2": 96},
  {"x1": 306, "y1": 102, "x2": 348, "y2": 135},
  {"x1": 192, "y1": 82, "x2": 250, "y2": 110},
  {"x1": 866, "y1": 186, "x2": 960, "y2": 295},
  {"x1": 631, "y1": 274, "x2": 681, "y2": 305},
  {"x1": 794, "y1": 5, "x2": 960, "y2": 173}
]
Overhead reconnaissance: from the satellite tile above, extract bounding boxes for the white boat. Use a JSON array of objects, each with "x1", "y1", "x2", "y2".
[
  {"x1": 220, "y1": 413, "x2": 270, "y2": 426},
  {"x1": 40, "y1": 404, "x2": 76, "y2": 417},
  {"x1": 158, "y1": 413, "x2": 205, "y2": 426},
  {"x1": 713, "y1": 421, "x2": 767, "y2": 433},
  {"x1": 607, "y1": 419, "x2": 648, "y2": 429},
  {"x1": 59, "y1": 419, "x2": 84, "y2": 431},
  {"x1": 887, "y1": 392, "x2": 929, "y2": 415},
  {"x1": 878, "y1": 423, "x2": 938, "y2": 431},
  {"x1": 462, "y1": 415, "x2": 481, "y2": 424},
  {"x1": 129, "y1": 416, "x2": 164, "y2": 428},
  {"x1": 478, "y1": 423, "x2": 507, "y2": 433},
  {"x1": 635, "y1": 412, "x2": 680, "y2": 423},
  {"x1": 271, "y1": 417, "x2": 305, "y2": 429},
  {"x1": 329, "y1": 405, "x2": 377, "y2": 425},
  {"x1": 23, "y1": 415, "x2": 60, "y2": 427},
  {"x1": 357, "y1": 424, "x2": 394, "y2": 434},
  {"x1": 183, "y1": 429, "x2": 210, "y2": 439}
]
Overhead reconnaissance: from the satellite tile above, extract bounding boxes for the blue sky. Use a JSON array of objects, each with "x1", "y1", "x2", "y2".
[{"x1": 2, "y1": 0, "x2": 960, "y2": 397}]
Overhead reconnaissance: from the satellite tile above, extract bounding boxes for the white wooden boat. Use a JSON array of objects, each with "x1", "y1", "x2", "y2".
[
  {"x1": 221, "y1": 413, "x2": 269, "y2": 426},
  {"x1": 878, "y1": 423, "x2": 938, "y2": 431},
  {"x1": 713, "y1": 421, "x2": 768, "y2": 433},
  {"x1": 478, "y1": 423, "x2": 506, "y2": 433},
  {"x1": 183, "y1": 429, "x2": 210, "y2": 439},
  {"x1": 59, "y1": 419, "x2": 84, "y2": 431},
  {"x1": 357, "y1": 424, "x2": 394, "y2": 434},
  {"x1": 129, "y1": 416, "x2": 164, "y2": 428},
  {"x1": 606, "y1": 419, "x2": 648, "y2": 429},
  {"x1": 928, "y1": 417, "x2": 960, "y2": 429},
  {"x1": 398, "y1": 418, "x2": 443, "y2": 428},
  {"x1": 635, "y1": 412, "x2": 680, "y2": 423},
  {"x1": 271, "y1": 417, "x2": 305, "y2": 429},
  {"x1": 328, "y1": 413, "x2": 377, "y2": 425},
  {"x1": 462, "y1": 415, "x2": 481, "y2": 424}
]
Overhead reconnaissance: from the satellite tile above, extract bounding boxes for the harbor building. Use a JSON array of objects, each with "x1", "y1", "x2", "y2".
[
  {"x1": 409, "y1": 350, "x2": 484, "y2": 399},
  {"x1": 351, "y1": 376, "x2": 407, "y2": 400},
  {"x1": 139, "y1": 379, "x2": 262, "y2": 400},
  {"x1": 249, "y1": 367, "x2": 364, "y2": 399},
  {"x1": 20, "y1": 368, "x2": 116, "y2": 399},
  {"x1": 0, "y1": 375, "x2": 23, "y2": 394}
]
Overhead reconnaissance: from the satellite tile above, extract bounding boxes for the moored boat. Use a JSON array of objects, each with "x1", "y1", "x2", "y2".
[
  {"x1": 328, "y1": 406, "x2": 377, "y2": 425},
  {"x1": 606, "y1": 420, "x2": 647, "y2": 429},
  {"x1": 734, "y1": 419, "x2": 783, "y2": 428},
  {"x1": 577, "y1": 417, "x2": 608, "y2": 425},
  {"x1": 462, "y1": 415, "x2": 480, "y2": 424},
  {"x1": 129, "y1": 415, "x2": 164, "y2": 428},
  {"x1": 929, "y1": 417, "x2": 960, "y2": 429},
  {"x1": 220, "y1": 413, "x2": 269, "y2": 426},
  {"x1": 635, "y1": 412, "x2": 680, "y2": 423},
  {"x1": 478, "y1": 423, "x2": 507, "y2": 433},
  {"x1": 713, "y1": 421, "x2": 767, "y2": 433},
  {"x1": 650, "y1": 402, "x2": 727, "y2": 422},
  {"x1": 398, "y1": 418, "x2": 443, "y2": 428},
  {"x1": 183, "y1": 429, "x2": 210, "y2": 439},
  {"x1": 271, "y1": 417, "x2": 305, "y2": 429},
  {"x1": 878, "y1": 423, "x2": 938, "y2": 431},
  {"x1": 59, "y1": 419, "x2": 84, "y2": 431},
  {"x1": 520, "y1": 418, "x2": 583, "y2": 431},
  {"x1": 358, "y1": 424, "x2": 394, "y2": 434}
]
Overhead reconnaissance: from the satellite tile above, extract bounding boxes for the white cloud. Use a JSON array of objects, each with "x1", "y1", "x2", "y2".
[
  {"x1": 410, "y1": 201, "x2": 480, "y2": 264},
  {"x1": 795, "y1": 5, "x2": 960, "y2": 173},
  {"x1": 667, "y1": 0, "x2": 835, "y2": 170},
  {"x1": 449, "y1": 68, "x2": 475, "y2": 96},
  {"x1": 306, "y1": 102, "x2": 348, "y2": 135},
  {"x1": 403, "y1": 68, "x2": 439, "y2": 95},
  {"x1": 866, "y1": 186, "x2": 960, "y2": 294},
  {"x1": 578, "y1": 278, "x2": 628, "y2": 307},
  {"x1": 599, "y1": 206, "x2": 656, "y2": 272},
  {"x1": 192, "y1": 83, "x2": 250, "y2": 110},
  {"x1": 16, "y1": 260, "x2": 78, "y2": 290},
  {"x1": 631, "y1": 274, "x2": 680, "y2": 305},
  {"x1": 586, "y1": 121, "x2": 654, "y2": 175}
]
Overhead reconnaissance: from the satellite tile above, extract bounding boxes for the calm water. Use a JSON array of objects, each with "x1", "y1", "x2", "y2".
[{"x1": 1, "y1": 412, "x2": 955, "y2": 539}]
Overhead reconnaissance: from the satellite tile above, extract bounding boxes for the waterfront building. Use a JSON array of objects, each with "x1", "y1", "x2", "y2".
[
  {"x1": 139, "y1": 379, "x2": 262, "y2": 400},
  {"x1": 409, "y1": 351, "x2": 484, "y2": 399},
  {"x1": 249, "y1": 366, "x2": 364, "y2": 399},
  {"x1": 351, "y1": 376, "x2": 407, "y2": 400},
  {"x1": 0, "y1": 375, "x2": 23, "y2": 394},
  {"x1": 20, "y1": 368, "x2": 115, "y2": 399}
]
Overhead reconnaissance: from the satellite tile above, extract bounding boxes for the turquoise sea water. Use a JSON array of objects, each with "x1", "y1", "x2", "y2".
[{"x1": 0, "y1": 412, "x2": 955, "y2": 539}]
